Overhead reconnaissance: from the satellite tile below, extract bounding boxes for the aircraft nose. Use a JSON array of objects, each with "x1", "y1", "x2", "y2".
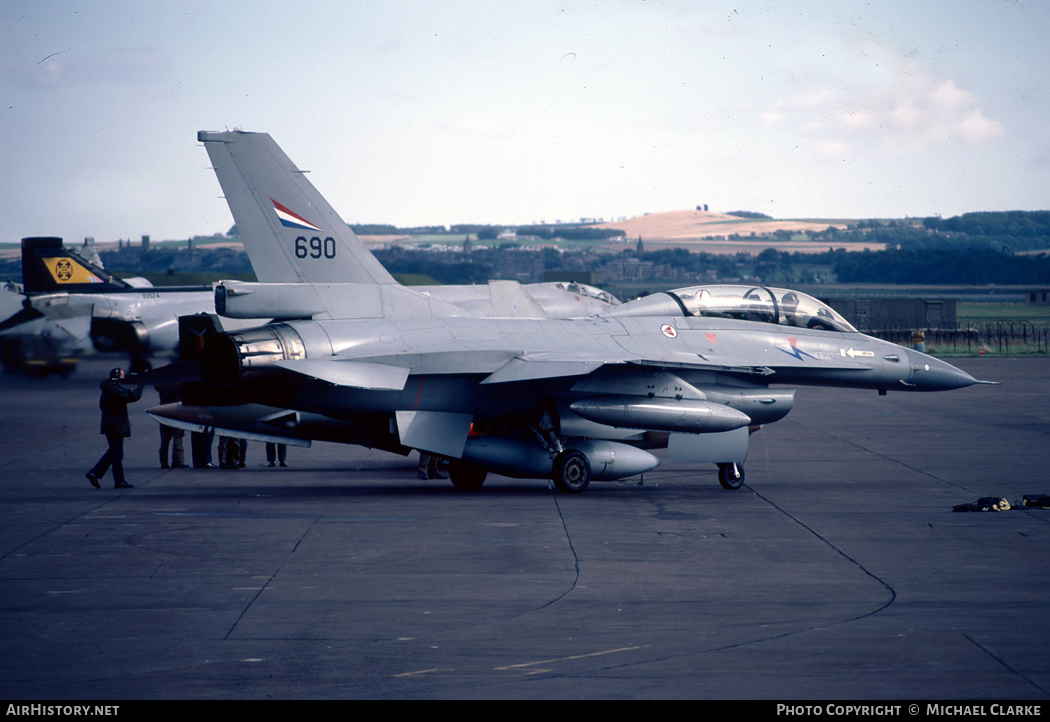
[{"x1": 903, "y1": 349, "x2": 980, "y2": 391}]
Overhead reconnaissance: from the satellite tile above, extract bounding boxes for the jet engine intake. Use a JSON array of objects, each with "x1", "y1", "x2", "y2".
[{"x1": 90, "y1": 315, "x2": 150, "y2": 355}]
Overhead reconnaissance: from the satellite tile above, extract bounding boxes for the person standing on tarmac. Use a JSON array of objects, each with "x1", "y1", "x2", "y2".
[
  {"x1": 86, "y1": 367, "x2": 144, "y2": 490},
  {"x1": 157, "y1": 383, "x2": 187, "y2": 469}
]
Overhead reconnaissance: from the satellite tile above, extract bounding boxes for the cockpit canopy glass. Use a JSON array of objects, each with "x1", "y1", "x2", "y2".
[
  {"x1": 554, "y1": 281, "x2": 621, "y2": 306},
  {"x1": 667, "y1": 285, "x2": 856, "y2": 333}
]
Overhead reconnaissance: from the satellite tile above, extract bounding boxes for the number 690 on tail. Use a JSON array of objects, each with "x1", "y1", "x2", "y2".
[{"x1": 294, "y1": 236, "x2": 336, "y2": 259}]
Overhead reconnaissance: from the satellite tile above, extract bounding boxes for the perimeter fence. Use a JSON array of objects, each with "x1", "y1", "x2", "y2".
[{"x1": 868, "y1": 321, "x2": 1050, "y2": 354}]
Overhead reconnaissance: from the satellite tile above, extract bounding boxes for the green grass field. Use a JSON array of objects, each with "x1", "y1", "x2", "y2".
[{"x1": 958, "y1": 302, "x2": 1050, "y2": 323}]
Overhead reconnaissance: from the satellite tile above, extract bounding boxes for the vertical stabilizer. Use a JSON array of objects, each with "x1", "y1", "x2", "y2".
[
  {"x1": 198, "y1": 130, "x2": 396, "y2": 286},
  {"x1": 20, "y1": 237, "x2": 130, "y2": 294}
]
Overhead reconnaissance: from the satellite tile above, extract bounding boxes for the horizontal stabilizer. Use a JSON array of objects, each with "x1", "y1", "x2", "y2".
[
  {"x1": 127, "y1": 361, "x2": 201, "y2": 387},
  {"x1": 147, "y1": 407, "x2": 311, "y2": 448}
]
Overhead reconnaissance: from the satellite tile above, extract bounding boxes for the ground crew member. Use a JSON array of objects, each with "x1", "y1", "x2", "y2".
[{"x1": 86, "y1": 367, "x2": 144, "y2": 489}]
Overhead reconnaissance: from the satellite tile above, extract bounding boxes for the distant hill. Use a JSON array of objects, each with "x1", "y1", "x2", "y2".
[
  {"x1": 590, "y1": 210, "x2": 876, "y2": 254},
  {"x1": 592, "y1": 209, "x2": 850, "y2": 240}
]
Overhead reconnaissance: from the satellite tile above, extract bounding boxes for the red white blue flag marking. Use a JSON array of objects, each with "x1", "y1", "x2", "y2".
[{"x1": 271, "y1": 198, "x2": 324, "y2": 232}]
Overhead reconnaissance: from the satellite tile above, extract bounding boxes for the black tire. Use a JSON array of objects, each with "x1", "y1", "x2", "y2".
[
  {"x1": 717, "y1": 463, "x2": 745, "y2": 490},
  {"x1": 552, "y1": 450, "x2": 591, "y2": 494},
  {"x1": 448, "y1": 461, "x2": 487, "y2": 491}
]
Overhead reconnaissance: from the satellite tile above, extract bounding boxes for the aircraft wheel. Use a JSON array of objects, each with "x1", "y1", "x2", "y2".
[
  {"x1": 552, "y1": 450, "x2": 591, "y2": 494},
  {"x1": 717, "y1": 463, "x2": 744, "y2": 490},
  {"x1": 448, "y1": 461, "x2": 487, "y2": 491}
]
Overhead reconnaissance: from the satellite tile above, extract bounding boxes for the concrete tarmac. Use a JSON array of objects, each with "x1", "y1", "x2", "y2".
[{"x1": 0, "y1": 355, "x2": 1047, "y2": 700}]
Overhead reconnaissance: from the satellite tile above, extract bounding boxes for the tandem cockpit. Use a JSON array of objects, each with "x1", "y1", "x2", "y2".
[{"x1": 605, "y1": 284, "x2": 856, "y2": 333}]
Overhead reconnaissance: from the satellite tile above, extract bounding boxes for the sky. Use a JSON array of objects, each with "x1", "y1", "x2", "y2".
[{"x1": 2, "y1": 0, "x2": 1048, "y2": 244}]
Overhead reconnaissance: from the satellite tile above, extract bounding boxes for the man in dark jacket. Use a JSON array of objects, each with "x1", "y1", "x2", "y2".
[{"x1": 86, "y1": 367, "x2": 144, "y2": 489}]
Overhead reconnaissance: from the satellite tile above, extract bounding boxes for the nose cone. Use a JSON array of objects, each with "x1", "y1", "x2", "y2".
[{"x1": 903, "y1": 350, "x2": 980, "y2": 391}]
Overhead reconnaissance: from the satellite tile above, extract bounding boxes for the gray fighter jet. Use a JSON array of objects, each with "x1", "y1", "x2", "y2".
[
  {"x1": 151, "y1": 269, "x2": 985, "y2": 493},
  {"x1": 197, "y1": 129, "x2": 619, "y2": 318},
  {"x1": 0, "y1": 237, "x2": 263, "y2": 365}
]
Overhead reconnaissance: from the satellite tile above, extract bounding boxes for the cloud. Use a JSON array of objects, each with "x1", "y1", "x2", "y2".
[
  {"x1": 759, "y1": 43, "x2": 1004, "y2": 157},
  {"x1": 956, "y1": 108, "x2": 1005, "y2": 145}
]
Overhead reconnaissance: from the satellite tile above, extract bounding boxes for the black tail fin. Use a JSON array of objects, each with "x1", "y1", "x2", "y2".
[{"x1": 21, "y1": 237, "x2": 129, "y2": 294}]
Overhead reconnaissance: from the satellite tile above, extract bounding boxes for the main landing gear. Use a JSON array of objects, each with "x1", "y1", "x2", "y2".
[
  {"x1": 552, "y1": 449, "x2": 591, "y2": 494},
  {"x1": 446, "y1": 454, "x2": 742, "y2": 494},
  {"x1": 447, "y1": 460, "x2": 488, "y2": 491},
  {"x1": 445, "y1": 450, "x2": 592, "y2": 494},
  {"x1": 717, "y1": 463, "x2": 745, "y2": 490}
]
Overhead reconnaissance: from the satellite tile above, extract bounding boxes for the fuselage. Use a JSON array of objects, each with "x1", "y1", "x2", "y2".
[{"x1": 205, "y1": 310, "x2": 977, "y2": 427}]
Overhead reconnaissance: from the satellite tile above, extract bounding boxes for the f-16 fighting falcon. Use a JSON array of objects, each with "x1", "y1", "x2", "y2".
[{"x1": 149, "y1": 132, "x2": 987, "y2": 493}]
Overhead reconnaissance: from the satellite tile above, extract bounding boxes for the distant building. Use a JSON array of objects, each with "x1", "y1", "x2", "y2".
[
  {"x1": 1025, "y1": 289, "x2": 1050, "y2": 306},
  {"x1": 544, "y1": 270, "x2": 598, "y2": 285},
  {"x1": 600, "y1": 258, "x2": 680, "y2": 283},
  {"x1": 823, "y1": 298, "x2": 957, "y2": 331}
]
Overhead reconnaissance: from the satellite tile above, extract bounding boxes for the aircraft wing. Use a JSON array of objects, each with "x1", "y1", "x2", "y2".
[
  {"x1": 478, "y1": 355, "x2": 608, "y2": 384},
  {"x1": 0, "y1": 305, "x2": 46, "y2": 333},
  {"x1": 269, "y1": 359, "x2": 411, "y2": 390},
  {"x1": 264, "y1": 340, "x2": 730, "y2": 390},
  {"x1": 475, "y1": 349, "x2": 736, "y2": 385}
]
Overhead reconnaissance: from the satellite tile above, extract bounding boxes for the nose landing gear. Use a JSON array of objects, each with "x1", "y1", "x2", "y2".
[{"x1": 717, "y1": 463, "x2": 745, "y2": 490}]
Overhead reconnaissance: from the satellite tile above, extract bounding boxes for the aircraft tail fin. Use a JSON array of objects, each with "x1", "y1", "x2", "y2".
[
  {"x1": 198, "y1": 130, "x2": 397, "y2": 286},
  {"x1": 20, "y1": 237, "x2": 130, "y2": 294}
]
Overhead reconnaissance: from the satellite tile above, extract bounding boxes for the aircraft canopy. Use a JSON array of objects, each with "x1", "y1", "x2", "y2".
[{"x1": 667, "y1": 285, "x2": 856, "y2": 333}]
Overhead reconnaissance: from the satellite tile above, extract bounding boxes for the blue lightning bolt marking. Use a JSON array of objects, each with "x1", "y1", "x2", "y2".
[{"x1": 776, "y1": 344, "x2": 817, "y2": 361}]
